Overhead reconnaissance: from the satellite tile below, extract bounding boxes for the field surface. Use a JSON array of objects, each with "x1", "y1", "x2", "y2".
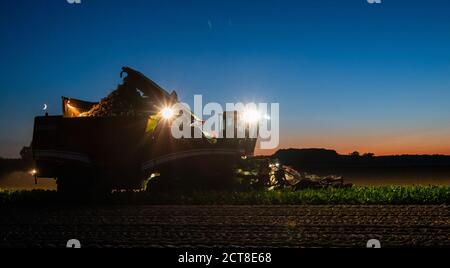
[{"x1": 0, "y1": 205, "x2": 448, "y2": 248}]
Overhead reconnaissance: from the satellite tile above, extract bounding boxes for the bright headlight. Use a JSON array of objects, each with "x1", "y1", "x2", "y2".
[
  {"x1": 243, "y1": 109, "x2": 261, "y2": 123},
  {"x1": 160, "y1": 107, "x2": 174, "y2": 120}
]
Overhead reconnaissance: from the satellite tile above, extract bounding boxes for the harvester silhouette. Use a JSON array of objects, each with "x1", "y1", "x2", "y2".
[{"x1": 32, "y1": 67, "x2": 257, "y2": 194}]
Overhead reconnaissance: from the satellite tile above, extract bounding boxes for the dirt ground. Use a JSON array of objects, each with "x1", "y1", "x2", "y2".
[{"x1": 0, "y1": 205, "x2": 448, "y2": 248}]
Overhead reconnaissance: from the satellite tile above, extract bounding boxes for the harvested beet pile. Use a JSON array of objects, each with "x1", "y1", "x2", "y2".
[{"x1": 80, "y1": 84, "x2": 148, "y2": 117}]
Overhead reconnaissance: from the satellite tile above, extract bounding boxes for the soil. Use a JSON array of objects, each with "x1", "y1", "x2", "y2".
[{"x1": 0, "y1": 205, "x2": 448, "y2": 248}]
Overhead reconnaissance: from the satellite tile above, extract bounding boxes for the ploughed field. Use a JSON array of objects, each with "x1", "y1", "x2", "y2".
[{"x1": 0, "y1": 205, "x2": 448, "y2": 248}]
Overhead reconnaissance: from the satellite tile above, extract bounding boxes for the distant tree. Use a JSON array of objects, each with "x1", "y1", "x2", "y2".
[
  {"x1": 362, "y1": 153, "x2": 375, "y2": 158},
  {"x1": 20, "y1": 146, "x2": 32, "y2": 162},
  {"x1": 350, "y1": 151, "x2": 361, "y2": 157}
]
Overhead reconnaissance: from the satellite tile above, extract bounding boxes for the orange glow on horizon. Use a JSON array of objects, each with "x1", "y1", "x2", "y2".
[
  {"x1": 254, "y1": 130, "x2": 450, "y2": 156},
  {"x1": 255, "y1": 146, "x2": 450, "y2": 156}
]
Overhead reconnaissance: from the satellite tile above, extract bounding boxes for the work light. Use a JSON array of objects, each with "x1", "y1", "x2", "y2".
[{"x1": 160, "y1": 107, "x2": 175, "y2": 120}]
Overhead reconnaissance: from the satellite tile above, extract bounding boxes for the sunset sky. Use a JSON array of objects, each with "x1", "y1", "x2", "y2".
[{"x1": 1, "y1": 0, "x2": 450, "y2": 158}]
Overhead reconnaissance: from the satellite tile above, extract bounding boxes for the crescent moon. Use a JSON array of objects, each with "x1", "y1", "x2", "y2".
[{"x1": 43, "y1": 104, "x2": 48, "y2": 111}]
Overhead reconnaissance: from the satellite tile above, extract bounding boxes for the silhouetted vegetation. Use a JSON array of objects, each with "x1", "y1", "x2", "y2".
[
  {"x1": 1, "y1": 186, "x2": 448, "y2": 205},
  {"x1": 271, "y1": 149, "x2": 450, "y2": 185},
  {"x1": 274, "y1": 148, "x2": 450, "y2": 169}
]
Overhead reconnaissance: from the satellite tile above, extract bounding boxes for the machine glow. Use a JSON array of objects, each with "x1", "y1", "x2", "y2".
[
  {"x1": 161, "y1": 107, "x2": 175, "y2": 120},
  {"x1": 243, "y1": 109, "x2": 261, "y2": 124}
]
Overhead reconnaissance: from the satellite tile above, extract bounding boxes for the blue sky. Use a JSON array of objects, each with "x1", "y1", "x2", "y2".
[{"x1": 1, "y1": 0, "x2": 450, "y2": 157}]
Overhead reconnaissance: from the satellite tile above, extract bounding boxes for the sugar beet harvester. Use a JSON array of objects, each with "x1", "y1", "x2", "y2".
[{"x1": 32, "y1": 67, "x2": 257, "y2": 194}]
